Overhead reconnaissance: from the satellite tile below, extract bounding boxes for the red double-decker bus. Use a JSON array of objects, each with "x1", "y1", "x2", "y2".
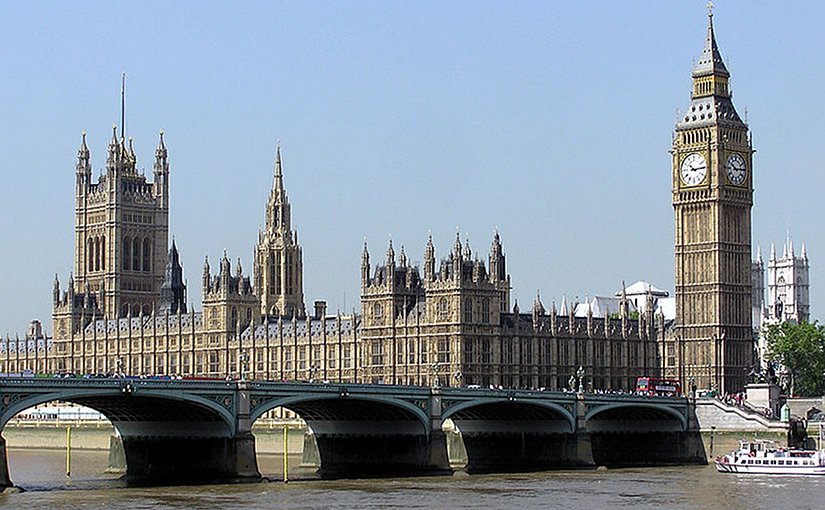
[{"x1": 635, "y1": 376, "x2": 681, "y2": 397}]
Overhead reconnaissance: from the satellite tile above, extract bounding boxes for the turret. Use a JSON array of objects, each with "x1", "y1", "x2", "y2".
[
  {"x1": 220, "y1": 251, "x2": 231, "y2": 288},
  {"x1": 361, "y1": 240, "x2": 371, "y2": 286},
  {"x1": 153, "y1": 130, "x2": 169, "y2": 208},
  {"x1": 399, "y1": 246, "x2": 407, "y2": 268},
  {"x1": 106, "y1": 124, "x2": 119, "y2": 173},
  {"x1": 386, "y1": 240, "x2": 396, "y2": 286},
  {"x1": 84, "y1": 279, "x2": 92, "y2": 308},
  {"x1": 489, "y1": 230, "x2": 505, "y2": 282},
  {"x1": 76, "y1": 131, "x2": 91, "y2": 190},
  {"x1": 452, "y1": 232, "x2": 462, "y2": 278},
  {"x1": 532, "y1": 292, "x2": 544, "y2": 330},
  {"x1": 159, "y1": 239, "x2": 186, "y2": 315},
  {"x1": 202, "y1": 255, "x2": 211, "y2": 293},
  {"x1": 53, "y1": 274, "x2": 60, "y2": 306},
  {"x1": 424, "y1": 233, "x2": 435, "y2": 282}
]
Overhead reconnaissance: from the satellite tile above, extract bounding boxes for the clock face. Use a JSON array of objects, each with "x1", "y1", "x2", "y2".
[
  {"x1": 726, "y1": 153, "x2": 747, "y2": 185},
  {"x1": 680, "y1": 153, "x2": 707, "y2": 186}
]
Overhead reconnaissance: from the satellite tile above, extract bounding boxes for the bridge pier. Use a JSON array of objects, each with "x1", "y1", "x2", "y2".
[
  {"x1": 460, "y1": 431, "x2": 586, "y2": 472},
  {"x1": 313, "y1": 429, "x2": 450, "y2": 478},
  {"x1": 120, "y1": 432, "x2": 258, "y2": 483},
  {"x1": 0, "y1": 435, "x2": 12, "y2": 489}
]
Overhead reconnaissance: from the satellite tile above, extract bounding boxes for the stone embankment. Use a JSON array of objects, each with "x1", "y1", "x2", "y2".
[{"x1": 694, "y1": 398, "x2": 787, "y2": 432}]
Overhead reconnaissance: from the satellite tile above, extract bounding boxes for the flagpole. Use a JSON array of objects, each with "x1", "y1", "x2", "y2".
[{"x1": 121, "y1": 72, "x2": 126, "y2": 139}]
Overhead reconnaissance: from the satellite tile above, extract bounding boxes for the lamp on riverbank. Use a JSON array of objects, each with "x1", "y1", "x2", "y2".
[{"x1": 710, "y1": 426, "x2": 716, "y2": 456}]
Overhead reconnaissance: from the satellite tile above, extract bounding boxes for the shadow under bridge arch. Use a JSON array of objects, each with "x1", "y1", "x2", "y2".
[
  {"x1": 442, "y1": 399, "x2": 576, "y2": 473},
  {"x1": 251, "y1": 394, "x2": 448, "y2": 478},
  {"x1": 585, "y1": 402, "x2": 691, "y2": 467}
]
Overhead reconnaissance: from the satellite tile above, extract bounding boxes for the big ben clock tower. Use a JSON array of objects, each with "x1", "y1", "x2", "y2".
[{"x1": 671, "y1": 7, "x2": 754, "y2": 393}]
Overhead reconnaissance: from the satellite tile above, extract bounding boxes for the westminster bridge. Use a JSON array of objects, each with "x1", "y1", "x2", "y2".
[{"x1": 0, "y1": 378, "x2": 706, "y2": 487}]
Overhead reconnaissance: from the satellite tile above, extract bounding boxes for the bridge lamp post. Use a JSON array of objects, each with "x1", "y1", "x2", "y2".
[
  {"x1": 308, "y1": 364, "x2": 319, "y2": 384},
  {"x1": 430, "y1": 362, "x2": 442, "y2": 388},
  {"x1": 576, "y1": 366, "x2": 585, "y2": 393},
  {"x1": 688, "y1": 376, "x2": 696, "y2": 402},
  {"x1": 453, "y1": 370, "x2": 462, "y2": 387},
  {"x1": 115, "y1": 357, "x2": 124, "y2": 378},
  {"x1": 239, "y1": 351, "x2": 250, "y2": 382}
]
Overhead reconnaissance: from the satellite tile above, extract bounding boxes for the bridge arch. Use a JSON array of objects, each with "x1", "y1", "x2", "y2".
[
  {"x1": 0, "y1": 380, "x2": 255, "y2": 487},
  {"x1": 442, "y1": 398, "x2": 577, "y2": 473},
  {"x1": 250, "y1": 393, "x2": 431, "y2": 434},
  {"x1": 0, "y1": 387, "x2": 236, "y2": 436},
  {"x1": 442, "y1": 398, "x2": 575, "y2": 433},
  {"x1": 584, "y1": 402, "x2": 687, "y2": 432},
  {"x1": 248, "y1": 388, "x2": 446, "y2": 478}
]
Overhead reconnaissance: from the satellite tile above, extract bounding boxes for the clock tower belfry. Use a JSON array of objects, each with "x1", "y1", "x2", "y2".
[{"x1": 670, "y1": 8, "x2": 754, "y2": 393}]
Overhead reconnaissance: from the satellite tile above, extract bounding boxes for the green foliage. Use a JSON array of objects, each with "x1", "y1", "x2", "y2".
[
  {"x1": 765, "y1": 320, "x2": 825, "y2": 397},
  {"x1": 608, "y1": 311, "x2": 640, "y2": 320}
]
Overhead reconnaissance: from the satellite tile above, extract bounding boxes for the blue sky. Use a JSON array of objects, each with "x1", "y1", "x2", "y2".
[{"x1": 1, "y1": 1, "x2": 823, "y2": 335}]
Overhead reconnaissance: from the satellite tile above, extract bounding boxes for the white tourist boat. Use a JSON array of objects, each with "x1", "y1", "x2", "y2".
[{"x1": 715, "y1": 430, "x2": 825, "y2": 475}]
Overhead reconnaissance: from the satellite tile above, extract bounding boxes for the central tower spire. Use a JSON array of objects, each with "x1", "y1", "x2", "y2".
[
  {"x1": 254, "y1": 143, "x2": 306, "y2": 319},
  {"x1": 265, "y1": 141, "x2": 292, "y2": 235}
]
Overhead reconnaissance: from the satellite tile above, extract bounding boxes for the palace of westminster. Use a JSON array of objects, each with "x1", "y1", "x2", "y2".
[{"x1": 0, "y1": 12, "x2": 812, "y2": 394}]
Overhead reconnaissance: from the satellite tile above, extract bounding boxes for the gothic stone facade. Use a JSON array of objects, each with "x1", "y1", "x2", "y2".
[
  {"x1": 359, "y1": 234, "x2": 661, "y2": 390},
  {"x1": 0, "y1": 123, "x2": 666, "y2": 389}
]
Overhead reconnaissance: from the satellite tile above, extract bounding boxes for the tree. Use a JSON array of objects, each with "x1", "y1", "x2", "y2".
[{"x1": 764, "y1": 320, "x2": 825, "y2": 397}]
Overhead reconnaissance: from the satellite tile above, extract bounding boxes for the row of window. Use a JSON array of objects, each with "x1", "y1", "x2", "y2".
[
  {"x1": 123, "y1": 237, "x2": 152, "y2": 272},
  {"x1": 740, "y1": 458, "x2": 813, "y2": 466},
  {"x1": 123, "y1": 213, "x2": 154, "y2": 224},
  {"x1": 84, "y1": 235, "x2": 155, "y2": 274},
  {"x1": 370, "y1": 297, "x2": 493, "y2": 326}
]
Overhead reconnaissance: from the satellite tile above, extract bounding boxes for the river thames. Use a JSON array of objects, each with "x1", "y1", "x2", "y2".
[{"x1": 1, "y1": 447, "x2": 824, "y2": 510}]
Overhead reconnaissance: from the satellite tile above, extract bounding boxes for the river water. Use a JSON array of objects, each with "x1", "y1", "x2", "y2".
[{"x1": 2, "y1": 448, "x2": 824, "y2": 510}]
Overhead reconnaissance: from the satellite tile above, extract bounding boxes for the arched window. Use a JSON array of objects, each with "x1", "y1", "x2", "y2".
[
  {"x1": 101, "y1": 235, "x2": 106, "y2": 271},
  {"x1": 438, "y1": 298, "x2": 449, "y2": 320},
  {"x1": 123, "y1": 237, "x2": 131, "y2": 271},
  {"x1": 463, "y1": 300, "x2": 473, "y2": 323},
  {"x1": 94, "y1": 237, "x2": 101, "y2": 271},
  {"x1": 132, "y1": 237, "x2": 141, "y2": 272},
  {"x1": 372, "y1": 303, "x2": 384, "y2": 326},
  {"x1": 122, "y1": 303, "x2": 130, "y2": 317},
  {"x1": 143, "y1": 238, "x2": 151, "y2": 272},
  {"x1": 275, "y1": 253, "x2": 282, "y2": 294},
  {"x1": 88, "y1": 238, "x2": 94, "y2": 272},
  {"x1": 269, "y1": 254, "x2": 277, "y2": 295}
]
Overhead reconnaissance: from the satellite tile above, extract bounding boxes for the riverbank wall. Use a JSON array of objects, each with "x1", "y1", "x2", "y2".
[{"x1": 2, "y1": 422, "x2": 309, "y2": 454}]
